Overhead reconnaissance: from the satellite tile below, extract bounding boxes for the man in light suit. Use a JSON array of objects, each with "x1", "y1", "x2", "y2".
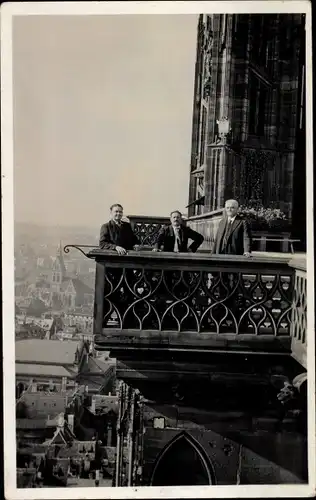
[
  {"x1": 212, "y1": 199, "x2": 252, "y2": 327},
  {"x1": 153, "y1": 210, "x2": 204, "y2": 253},
  {"x1": 213, "y1": 199, "x2": 252, "y2": 256}
]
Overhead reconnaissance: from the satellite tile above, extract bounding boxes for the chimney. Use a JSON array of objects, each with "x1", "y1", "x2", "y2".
[
  {"x1": 91, "y1": 397, "x2": 96, "y2": 414},
  {"x1": 61, "y1": 377, "x2": 67, "y2": 392},
  {"x1": 107, "y1": 421, "x2": 112, "y2": 447},
  {"x1": 57, "y1": 413, "x2": 65, "y2": 428},
  {"x1": 89, "y1": 341, "x2": 94, "y2": 354},
  {"x1": 67, "y1": 414, "x2": 74, "y2": 434}
]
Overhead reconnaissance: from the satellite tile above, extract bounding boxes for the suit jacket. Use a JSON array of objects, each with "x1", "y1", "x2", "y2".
[
  {"x1": 99, "y1": 220, "x2": 139, "y2": 250},
  {"x1": 213, "y1": 215, "x2": 252, "y2": 255},
  {"x1": 154, "y1": 224, "x2": 204, "y2": 253}
]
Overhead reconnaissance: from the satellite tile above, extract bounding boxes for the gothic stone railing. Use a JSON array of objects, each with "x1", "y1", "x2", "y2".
[
  {"x1": 82, "y1": 249, "x2": 306, "y2": 357},
  {"x1": 186, "y1": 210, "x2": 222, "y2": 251},
  {"x1": 289, "y1": 258, "x2": 307, "y2": 368},
  {"x1": 186, "y1": 211, "x2": 298, "y2": 254},
  {"x1": 127, "y1": 214, "x2": 299, "y2": 253},
  {"x1": 128, "y1": 215, "x2": 170, "y2": 247}
]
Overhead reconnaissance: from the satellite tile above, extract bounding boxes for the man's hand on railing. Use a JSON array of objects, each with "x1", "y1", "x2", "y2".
[
  {"x1": 152, "y1": 247, "x2": 160, "y2": 252},
  {"x1": 133, "y1": 245, "x2": 141, "y2": 251},
  {"x1": 243, "y1": 252, "x2": 252, "y2": 258},
  {"x1": 115, "y1": 246, "x2": 127, "y2": 255}
]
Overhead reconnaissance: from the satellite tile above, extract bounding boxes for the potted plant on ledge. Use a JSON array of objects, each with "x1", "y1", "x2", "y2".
[{"x1": 239, "y1": 203, "x2": 290, "y2": 233}]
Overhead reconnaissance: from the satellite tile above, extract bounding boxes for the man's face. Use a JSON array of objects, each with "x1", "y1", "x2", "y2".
[
  {"x1": 225, "y1": 201, "x2": 238, "y2": 218},
  {"x1": 111, "y1": 205, "x2": 123, "y2": 222},
  {"x1": 170, "y1": 212, "x2": 182, "y2": 227}
]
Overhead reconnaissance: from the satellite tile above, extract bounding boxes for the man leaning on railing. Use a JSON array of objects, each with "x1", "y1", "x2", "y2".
[
  {"x1": 213, "y1": 199, "x2": 252, "y2": 257},
  {"x1": 152, "y1": 210, "x2": 204, "y2": 253},
  {"x1": 99, "y1": 203, "x2": 140, "y2": 255}
]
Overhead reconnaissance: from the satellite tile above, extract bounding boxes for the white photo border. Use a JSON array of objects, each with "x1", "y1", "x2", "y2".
[{"x1": 1, "y1": 1, "x2": 314, "y2": 498}]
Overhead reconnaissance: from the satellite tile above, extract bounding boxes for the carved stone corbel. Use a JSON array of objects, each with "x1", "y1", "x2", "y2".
[{"x1": 275, "y1": 373, "x2": 307, "y2": 433}]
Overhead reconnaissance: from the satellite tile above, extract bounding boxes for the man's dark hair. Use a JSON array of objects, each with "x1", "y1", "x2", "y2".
[
  {"x1": 170, "y1": 210, "x2": 182, "y2": 218},
  {"x1": 110, "y1": 203, "x2": 123, "y2": 211}
]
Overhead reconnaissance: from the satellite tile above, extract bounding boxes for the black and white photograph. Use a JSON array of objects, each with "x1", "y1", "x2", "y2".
[{"x1": 1, "y1": 1, "x2": 314, "y2": 498}]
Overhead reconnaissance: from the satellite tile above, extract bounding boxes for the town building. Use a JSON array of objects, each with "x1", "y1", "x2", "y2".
[
  {"x1": 15, "y1": 243, "x2": 94, "y2": 320},
  {"x1": 15, "y1": 339, "x2": 85, "y2": 394},
  {"x1": 16, "y1": 316, "x2": 57, "y2": 338},
  {"x1": 80, "y1": 394, "x2": 119, "y2": 446},
  {"x1": 16, "y1": 385, "x2": 119, "y2": 487},
  {"x1": 15, "y1": 339, "x2": 116, "y2": 397},
  {"x1": 49, "y1": 244, "x2": 94, "y2": 310},
  {"x1": 16, "y1": 413, "x2": 75, "y2": 449},
  {"x1": 63, "y1": 307, "x2": 94, "y2": 334},
  {"x1": 16, "y1": 386, "x2": 69, "y2": 420},
  {"x1": 16, "y1": 412, "x2": 76, "y2": 487},
  {"x1": 187, "y1": 14, "x2": 306, "y2": 249}
]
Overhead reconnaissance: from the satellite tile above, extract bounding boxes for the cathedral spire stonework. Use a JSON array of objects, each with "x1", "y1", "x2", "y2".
[
  {"x1": 50, "y1": 241, "x2": 67, "y2": 296},
  {"x1": 56, "y1": 241, "x2": 67, "y2": 281}
]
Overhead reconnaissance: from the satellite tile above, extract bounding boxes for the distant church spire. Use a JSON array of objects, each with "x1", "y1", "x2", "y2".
[
  {"x1": 50, "y1": 241, "x2": 67, "y2": 295},
  {"x1": 56, "y1": 241, "x2": 67, "y2": 279},
  {"x1": 57, "y1": 240, "x2": 63, "y2": 257}
]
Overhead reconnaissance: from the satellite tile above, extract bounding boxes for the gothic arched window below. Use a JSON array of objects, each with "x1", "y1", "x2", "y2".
[{"x1": 150, "y1": 432, "x2": 215, "y2": 486}]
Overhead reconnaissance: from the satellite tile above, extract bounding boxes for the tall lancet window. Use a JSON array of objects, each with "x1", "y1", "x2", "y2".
[
  {"x1": 248, "y1": 72, "x2": 268, "y2": 137},
  {"x1": 200, "y1": 106, "x2": 207, "y2": 166}
]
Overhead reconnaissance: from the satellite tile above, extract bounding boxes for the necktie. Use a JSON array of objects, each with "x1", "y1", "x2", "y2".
[{"x1": 174, "y1": 228, "x2": 181, "y2": 252}]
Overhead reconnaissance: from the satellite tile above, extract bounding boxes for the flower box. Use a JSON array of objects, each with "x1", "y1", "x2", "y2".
[{"x1": 239, "y1": 204, "x2": 289, "y2": 233}]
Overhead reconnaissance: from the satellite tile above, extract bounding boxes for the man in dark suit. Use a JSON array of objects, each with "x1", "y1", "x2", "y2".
[
  {"x1": 99, "y1": 205, "x2": 141, "y2": 330},
  {"x1": 99, "y1": 204, "x2": 140, "y2": 255},
  {"x1": 153, "y1": 210, "x2": 204, "y2": 253},
  {"x1": 213, "y1": 199, "x2": 252, "y2": 256}
]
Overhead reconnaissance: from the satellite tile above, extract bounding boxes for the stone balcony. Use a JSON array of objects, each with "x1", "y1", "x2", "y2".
[{"x1": 65, "y1": 244, "x2": 307, "y2": 376}]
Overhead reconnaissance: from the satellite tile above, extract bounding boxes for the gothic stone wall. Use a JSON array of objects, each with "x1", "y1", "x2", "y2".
[{"x1": 141, "y1": 404, "x2": 307, "y2": 485}]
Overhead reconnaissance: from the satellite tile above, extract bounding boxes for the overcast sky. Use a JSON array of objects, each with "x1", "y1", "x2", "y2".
[{"x1": 13, "y1": 14, "x2": 198, "y2": 228}]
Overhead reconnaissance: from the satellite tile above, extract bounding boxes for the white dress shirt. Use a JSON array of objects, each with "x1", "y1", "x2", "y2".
[
  {"x1": 227, "y1": 215, "x2": 237, "y2": 224},
  {"x1": 173, "y1": 226, "x2": 181, "y2": 253}
]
